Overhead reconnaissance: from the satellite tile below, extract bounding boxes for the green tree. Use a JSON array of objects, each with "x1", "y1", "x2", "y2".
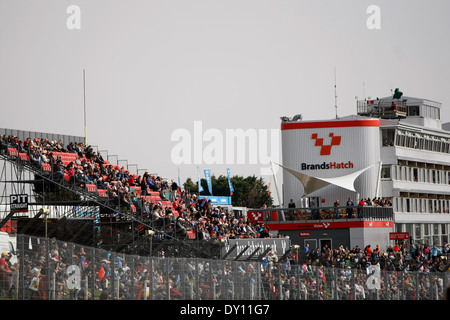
[
  {"x1": 183, "y1": 177, "x2": 197, "y2": 193},
  {"x1": 183, "y1": 174, "x2": 272, "y2": 208}
]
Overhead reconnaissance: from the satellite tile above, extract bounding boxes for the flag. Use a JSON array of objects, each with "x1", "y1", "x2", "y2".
[
  {"x1": 268, "y1": 182, "x2": 271, "y2": 195},
  {"x1": 204, "y1": 169, "x2": 213, "y2": 195},
  {"x1": 197, "y1": 166, "x2": 204, "y2": 193},
  {"x1": 227, "y1": 168, "x2": 234, "y2": 196},
  {"x1": 178, "y1": 167, "x2": 181, "y2": 193}
]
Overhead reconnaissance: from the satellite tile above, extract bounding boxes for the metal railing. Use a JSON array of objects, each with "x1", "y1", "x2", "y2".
[
  {"x1": 249, "y1": 206, "x2": 394, "y2": 223},
  {"x1": 357, "y1": 99, "x2": 407, "y2": 118},
  {"x1": 1, "y1": 234, "x2": 448, "y2": 300}
]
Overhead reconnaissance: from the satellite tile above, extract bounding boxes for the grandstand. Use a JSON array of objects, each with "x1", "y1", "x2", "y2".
[{"x1": 0, "y1": 128, "x2": 222, "y2": 259}]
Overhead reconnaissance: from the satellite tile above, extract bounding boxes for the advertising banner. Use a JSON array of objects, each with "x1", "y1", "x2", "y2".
[
  {"x1": 222, "y1": 238, "x2": 291, "y2": 259},
  {"x1": 227, "y1": 168, "x2": 234, "y2": 195},
  {"x1": 197, "y1": 166, "x2": 204, "y2": 193},
  {"x1": 205, "y1": 196, "x2": 231, "y2": 205},
  {"x1": 204, "y1": 169, "x2": 212, "y2": 194}
]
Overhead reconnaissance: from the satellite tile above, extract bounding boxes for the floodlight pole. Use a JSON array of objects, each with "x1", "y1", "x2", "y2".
[{"x1": 83, "y1": 69, "x2": 87, "y2": 145}]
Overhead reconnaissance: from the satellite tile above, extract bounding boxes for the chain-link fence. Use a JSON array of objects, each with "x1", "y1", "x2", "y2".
[
  {"x1": 1, "y1": 234, "x2": 448, "y2": 300},
  {"x1": 270, "y1": 264, "x2": 449, "y2": 300}
]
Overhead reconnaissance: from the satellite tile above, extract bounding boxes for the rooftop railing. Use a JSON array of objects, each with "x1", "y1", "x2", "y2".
[{"x1": 357, "y1": 99, "x2": 407, "y2": 118}]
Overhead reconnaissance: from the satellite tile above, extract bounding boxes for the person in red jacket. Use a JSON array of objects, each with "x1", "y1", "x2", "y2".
[
  {"x1": 364, "y1": 245, "x2": 372, "y2": 258},
  {"x1": 357, "y1": 199, "x2": 366, "y2": 218}
]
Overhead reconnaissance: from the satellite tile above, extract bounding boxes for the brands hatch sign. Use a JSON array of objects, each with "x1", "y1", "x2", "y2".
[{"x1": 301, "y1": 161, "x2": 354, "y2": 170}]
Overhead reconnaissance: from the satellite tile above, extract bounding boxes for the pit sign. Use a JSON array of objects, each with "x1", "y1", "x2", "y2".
[{"x1": 10, "y1": 194, "x2": 28, "y2": 212}]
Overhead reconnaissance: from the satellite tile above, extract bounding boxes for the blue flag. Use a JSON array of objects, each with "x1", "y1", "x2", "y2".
[
  {"x1": 197, "y1": 166, "x2": 204, "y2": 193},
  {"x1": 204, "y1": 169, "x2": 213, "y2": 195},
  {"x1": 227, "y1": 168, "x2": 234, "y2": 195}
]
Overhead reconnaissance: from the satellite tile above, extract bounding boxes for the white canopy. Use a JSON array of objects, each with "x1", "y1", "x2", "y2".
[{"x1": 276, "y1": 162, "x2": 380, "y2": 196}]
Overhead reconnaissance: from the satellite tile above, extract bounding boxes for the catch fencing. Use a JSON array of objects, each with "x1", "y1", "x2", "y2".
[{"x1": 2, "y1": 234, "x2": 449, "y2": 300}]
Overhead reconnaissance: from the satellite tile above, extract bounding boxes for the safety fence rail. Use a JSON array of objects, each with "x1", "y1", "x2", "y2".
[{"x1": 1, "y1": 234, "x2": 448, "y2": 300}]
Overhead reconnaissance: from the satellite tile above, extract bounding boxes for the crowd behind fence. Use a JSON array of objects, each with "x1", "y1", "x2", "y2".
[{"x1": 0, "y1": 234, "x2": 449, "y2": 300}]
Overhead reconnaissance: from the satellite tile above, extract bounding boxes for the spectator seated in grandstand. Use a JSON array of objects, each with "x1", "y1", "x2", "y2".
[
  {"x1": 107, "y1": 184, "x2": 120, "y2": 204},
  {"x1": 51, "y1": 157, "x2": 65, "y2": 181},
  {"x1": 30, "y1": 147, "x2": 45, "y2": 169}
]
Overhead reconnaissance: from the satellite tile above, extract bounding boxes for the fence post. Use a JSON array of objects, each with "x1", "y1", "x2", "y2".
[
  {"x1": 415, "y1": 272, "x2": 419, "y2": 300},
  {"x1": 434, "y1": 280, "x2": 438, "y2": 300},
  {"x1": 278, "y1": 268, "x2": 282, "y2": 300},
  {"x1": 12, "y1": 268, "x2": 19, "y2": 300},
  {"x1": 149, "y1": 258, "x2": 153, "y2": 300},
  {"x1": 258, "y1": 262, "x2": 263, "y2": 300},
  {"x1": 18, "y1": 235, "x2": 24, "y2": 300},
  {"x1": 87, "y1": 247, "x2": 93, "y2": 300},
  {"x1": 45, "y1": 237, "x2": 50, "y2": 300},
  {"x1": 297, "y1": 271, "x2": 302, "y2": 300},
  {"x1": 211, "y1": 261, "x2": 216, "y2": 300},
  {"x1": 195, "y1": 258, "x2": 200, "y2": 300},
  {"x1": 384, "y1": 271, "x2": 388, "y2": 300},
  {"x1": 166, "y1": 259, "x2": 170, "y2": 300},
  {"x1": 351, "y1": 268, "x2": 355, "y2": 300},
  {"x1": 115, "y1": 278, "x2": 119, "y2": 300},
  {"x1": 331, "y1": 279, "x2": 335, "y2": 300},
  {"x1": 180, "y1": 258, "x2": 185, "y2": 299},
  {"x1": 111, "y1": 252, "x2": 116, "y2": 300},
  {"x1": 231, "y1": 265, "x2": 235, "y2": 300},
  {"x1": 51, "y1": 271, "x2": 55, "y2": 300},
  {"x1": 189, "y1": 280, "x2": 194, "y2": 300},
  {"x1": 144, "y1": 280, "x2": 148, "y2": 300},
  {"x1": 84, "y1": 275, "x2": 88, "y2": 300},
  {"x1": 130, "y1": 255, "x2": 135, "y2": 300}
]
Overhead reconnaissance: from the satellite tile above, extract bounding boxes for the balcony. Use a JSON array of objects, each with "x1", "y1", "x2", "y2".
[
  {"x1": 357, "y1": 99, "x2": 407, "y2": 119},
  {"x1": 249, "y1": 205, "x2": 394, "y2": 223}
]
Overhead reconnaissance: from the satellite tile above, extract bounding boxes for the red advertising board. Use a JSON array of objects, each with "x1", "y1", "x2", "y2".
[
  {"x1": 187, "y1": 231, "x2": 196, "y2": 240},
  {"x1": 247, "y1": 211, "x2": 264, "y2": 223},
  {"x1": 299, "y1": 232, "x2": 311, "y2": 237},
  {"x1": 247, "y1": 211, "x2": 279, "y2": 223},
  {"x1": 389, "y1": 232, "x2": 409, "y2": 240},
  {"x1": 267, "y1": 220, "x2": 393, "y2": 231}
]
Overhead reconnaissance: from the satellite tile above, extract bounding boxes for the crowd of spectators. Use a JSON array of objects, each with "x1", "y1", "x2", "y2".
[
  {"x1": 0, "y1": 134, "x2": 273, "y2": 243},
  {"x1": 259, "y1": 241, "x2": 450, "y2": 300},
  {"x1": 1, "y1": 235, "x2": 449, "y2": 300},
  {"x1": 295, "y1": 241, "x2": 450, "y2": 273}
]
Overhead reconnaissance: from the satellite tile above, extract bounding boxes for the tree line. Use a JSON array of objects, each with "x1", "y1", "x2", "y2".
[{"x1": 183, "y1": 175, "x2": 273, "y2": 208}]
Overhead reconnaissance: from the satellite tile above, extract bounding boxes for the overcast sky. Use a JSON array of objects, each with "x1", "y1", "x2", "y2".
[{"x1": 1, "y1": 0, "x2": 450, "y2": 198}]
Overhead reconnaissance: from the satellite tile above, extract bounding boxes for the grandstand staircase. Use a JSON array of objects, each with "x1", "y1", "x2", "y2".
[{"x1": 0, "y1": 149, "x2": 222, "y2": 259}]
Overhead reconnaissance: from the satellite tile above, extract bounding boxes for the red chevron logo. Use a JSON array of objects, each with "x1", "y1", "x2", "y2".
[{"x1": 311, "y1": 133, "x2": 341, "y2": 155}]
